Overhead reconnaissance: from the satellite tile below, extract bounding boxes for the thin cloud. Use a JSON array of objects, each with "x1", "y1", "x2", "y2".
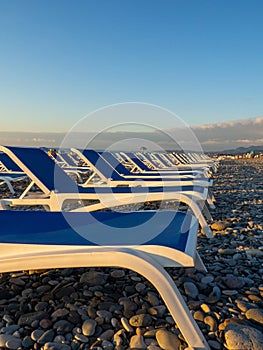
[
  {"x1": 191, "y1": 116, "x2": 263, "y2": 151},
  {"x1": 194, "y1": 116, "x2": 263, "y2": 130},
  {"x1": 201, "y1": 140, "x2": 220, "y2": 145}
]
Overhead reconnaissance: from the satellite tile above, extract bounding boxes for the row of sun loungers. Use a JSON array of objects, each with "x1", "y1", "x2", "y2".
[{"x1": 0, "y1": 145, "x2": 218, "y2": 350}]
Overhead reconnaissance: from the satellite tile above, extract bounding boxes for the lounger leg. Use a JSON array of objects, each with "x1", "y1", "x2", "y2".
[
  {"x1": 43, "y1": 205, "x2": 50, "y2": 211},
  {"x1": 0, "y1": 248, "x2": 210, "y2": 350},
  {"x1": 49, "y1": 194, "x2": 63, "y2": 211},
  {"x1": 0, "y1": 178, "x2": 15, "y2": 194},
  {"x1": 177, "y1": 195, "x2": 213, "y2": 238},
  {"x1": 209, "y1": 193, "x2": 216, "y2": 210},
  {"x1": 195, "y1": 252, "x2": 207, "y2": 273},
  {"x1": 207, "y1": 189, "x2": 216, "y2": 209},
  {"x1": 0, "y1": 200, "x2": 10, "y2": 210},
  {"x1": 197, "y1": 201, "x2": 213, "y2": 222},
  {"x1": 204, "y1": 204, "x2": 213, "y2": 221},
  {"x1": 209, "y1": 190, "x2": 216, "y2": 204}
]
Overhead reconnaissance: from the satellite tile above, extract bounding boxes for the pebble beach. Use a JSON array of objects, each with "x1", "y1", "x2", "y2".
[{"x1": 0, "y1": 159, "x2": 263, "y2": 350}]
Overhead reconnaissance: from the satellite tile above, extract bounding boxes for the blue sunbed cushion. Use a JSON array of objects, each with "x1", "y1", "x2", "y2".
[
  {"x1": 125, "y1": 152, "x2": 151, "y2": 171},
  {"x1": 82, "y1": 149, "x2": 124, "y2": 180},
  {"x1": 0, "y1": 153, "x2": 22, "y2": 172},
  {"x1": 0, "y1": 210, "x2": 195, "y2": 251}
]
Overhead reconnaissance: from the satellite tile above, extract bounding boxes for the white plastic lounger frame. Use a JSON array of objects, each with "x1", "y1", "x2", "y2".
[
  {"x1": 0, "y1": 250, "x2": 209, "y2": 350},
  {"x1": 0, "y1": 210, "x2": 210, "y2": 350},
  {"x1": 0, "y1": 162, "x2": 7, "y2": 172}
]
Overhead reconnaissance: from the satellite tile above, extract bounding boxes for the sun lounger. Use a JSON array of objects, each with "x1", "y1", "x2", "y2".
[
  {"x1": 172, "y1": 152, "x2": 217, "y2": 171},
  {"x1": 155, "y1": 152, "x2": 178, "y2": 167},
  {"x1": 72, "y1": 149, "x2": 213, "y2": 188},
  {"x1": 151, "y1": 152, "x2": 175, "y2": 168},
  {"x1": 188, "y1": 152, "x2": 214, "y2": 164},
  {"x1": 43, "y1": 149, "x2": 91, "y2": 183},
  {"x1": 101, "y1": 151, "x2": 212, "y2": 181},
  {"x1": 187, "y1": 153, "x2": 219, "y2": 172},
  {"x1": 119, "y1": 151, "x2": 209, "y2": 176},
  {"x1": 72, "y1": 149, "x2": 215, "y2": 210},
  {"x1": 0, "y1": 209, "x2": 210, "y2": 349},
  {"x1": 55, "y1": 152, "x2": 90, "y2": 171},
  {"x1": 138, "y1": 151, "x2": 213, "y2": 174},
  {"x1": 136, "y1": 151, "x2": 167, "y2": 169},
  {"x1": 117, "y1": 151, "x2": 208, "y2": 176},
  {"x1": 0, "y1": 146, "x2": 213, "y2": 237}
]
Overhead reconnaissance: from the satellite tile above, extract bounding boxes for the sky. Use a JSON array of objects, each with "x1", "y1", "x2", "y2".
[{"x1": 0, "y1": 0, "x2": 263, "y2": 150}]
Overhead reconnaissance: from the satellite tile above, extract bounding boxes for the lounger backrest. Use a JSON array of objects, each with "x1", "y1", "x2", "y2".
[
  {"x1": 99, "y1": 152, "x2": 132, "y2": 176},
  {"x1": 0, "y1": 153, "x2": 22, "y2": 172},
  {"x1": 0, "y1": 146, "x2": 78, "y2": 193},
  {"x1": 177, "y1": 153, "x2": 189, "y2": 164},
  {"x1": 154, "y1": 153, "x2": 170, "y2": 167},
  {"x1": 81, "y1": 150, "x2": 124, "y2": 181},
  {"x1": 162, "y1": 153, "x2": 177, "y2": 167},
  {"x1": 62, "y1": 153, "x2": 78, "y2": 166},
  {"x1": 124, "y1": 152, "x2": 151, "y2": 171},
  {"x1": 139, "y1": 152, "x2": 158, "y2": 167},
  {"x1": 0, "y1": 210, "x2": 192, "y2": 252},
  {"x1": 167, "y1": 153, "x2": 180, "y2": 165},
  {"x1": 54, "y1": 153, "x2": 66, "y2": 164},
  {"x1": 173, "y1": 153, "x2": 185, "y2": 165}
]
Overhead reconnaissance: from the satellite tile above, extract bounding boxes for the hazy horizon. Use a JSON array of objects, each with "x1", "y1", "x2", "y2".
[{"x1": 1, "y1": 116, "x2": 262, "y2": 152}]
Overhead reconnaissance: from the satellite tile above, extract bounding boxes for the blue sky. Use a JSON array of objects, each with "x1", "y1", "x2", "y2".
[{"x1": 1, "y1": 0, "x2": 263, "y2": 134}]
